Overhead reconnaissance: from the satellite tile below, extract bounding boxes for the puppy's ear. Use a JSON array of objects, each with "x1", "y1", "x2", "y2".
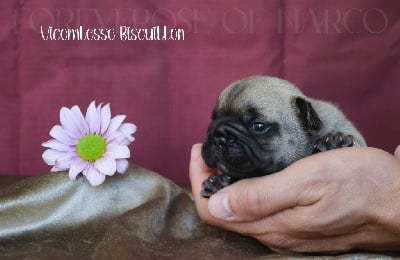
[{"x1": 293, "y1": 97, "x2": 322, "y2": 131}]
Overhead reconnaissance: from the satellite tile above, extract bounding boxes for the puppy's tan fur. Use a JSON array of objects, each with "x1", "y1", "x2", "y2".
[{"x1": 216, "y1": 76, "x2": 366, "y2": 166}]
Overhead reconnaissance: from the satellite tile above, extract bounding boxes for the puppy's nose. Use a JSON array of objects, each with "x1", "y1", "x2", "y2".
[
  {"x1": 215, "y1": 136, "x2": 227, "y2": 146},
  {"x1": 214, "y1": 125, "x2": 235, "y2": 147}
]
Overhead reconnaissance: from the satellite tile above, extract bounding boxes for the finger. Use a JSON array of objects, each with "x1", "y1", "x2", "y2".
[
  {"x1": 255, "y1": 224, "x2": 400, "y2": 253},
  {"x1": 254, "y1": 232, "x2": 355, "y2": 253},
  {"x1": 189, "y1": 143, "x2": 216, "y2": 220},
  {"x1": 189, "y1": 143, "x2": 216, "y2": 193},
  {"x1": 208, "y1": 155, "x2": 325, "y2": 222},
  {"x1": 188, "y1": 144, "x2": 271, "y2": 231},
  {"x1": 394, "y1": 145, "x2": 400, "y2": 159}
]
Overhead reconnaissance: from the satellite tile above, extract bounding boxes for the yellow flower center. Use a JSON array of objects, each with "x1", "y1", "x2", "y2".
[{"x1": 76, "y1": 134, "x2": 107, "y2": 162}]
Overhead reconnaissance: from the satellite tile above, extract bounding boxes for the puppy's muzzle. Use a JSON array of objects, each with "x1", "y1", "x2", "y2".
[
  {"x1": 210, "y1": 120, "x2": 259, "y2": 170},
  {"x1": 214, "y1": 124, "x2": 237, "y2": 148}
]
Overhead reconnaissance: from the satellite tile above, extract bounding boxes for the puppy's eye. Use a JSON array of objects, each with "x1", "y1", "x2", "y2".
[{"x1": 249, "y1": 122, "x2": 269, "y2": 133}]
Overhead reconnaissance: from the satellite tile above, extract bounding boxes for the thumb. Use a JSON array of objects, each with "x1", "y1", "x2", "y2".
[
  {"x1": 208, "y1": 159, "x2": 320, "y2": 222},
  {"x1": 394, "y1": 145, "x2": 400, "y2": 159}
]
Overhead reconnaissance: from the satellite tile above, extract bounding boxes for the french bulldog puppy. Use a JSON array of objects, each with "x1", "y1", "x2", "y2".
[{"x1": 201, "y1": 76, "x2": 366, "y2": 198}]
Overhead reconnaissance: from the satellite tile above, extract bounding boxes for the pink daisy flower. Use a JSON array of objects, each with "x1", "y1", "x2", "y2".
[{"x1": 42, "y1": 101, "x2": 137, "y2": 186}]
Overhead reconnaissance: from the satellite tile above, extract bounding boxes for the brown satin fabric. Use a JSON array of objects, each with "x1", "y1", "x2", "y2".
[{"x1": 0, "y1": 165, "x2": 398, "y2": 259}]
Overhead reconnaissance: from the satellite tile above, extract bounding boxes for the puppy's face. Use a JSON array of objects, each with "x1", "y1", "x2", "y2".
[{"x1": 201, "y1": 76, "x2": 320, "y2": 179}]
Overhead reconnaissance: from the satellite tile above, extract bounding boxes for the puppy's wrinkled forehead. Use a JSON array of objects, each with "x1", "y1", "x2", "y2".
[{"x1": 214, "y1": 76, "x2": 303, "y2": 119}]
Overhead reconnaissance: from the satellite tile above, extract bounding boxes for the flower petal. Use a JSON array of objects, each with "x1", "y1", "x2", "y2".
[
  {"x1": 94, "y1": 157, "x2": 116, "y2": 176},
  {"x1": 69, "y1": 157, "x2": 89, "y2": 180},
  {"x1": 42, "y1": 139, "x2": 74, "y2": 152},
  {"x1": 116, "y1": 159, "x2": 129, "y2": 174},
  {"x1": 85, "y1": 101, "x2": 100, "y2": 134},
  {"x1": 42, "y1": 149, "x2": 65, "y2": 165},
  {"x1": 84, "y1": 164, "x2": 106, "y2": 186},
  {"x1": 55, "y1": 152, "x2": 77, "y2": 170},
  {"x1": 115, "y1": 123, "x2": 136, "y2": 145},
  {"x1": 60, "y1": 107, "x2": 83, "y2": 139},
  {"x1": 119, "y1": 123, "x2": 137, "y2": 135},
  {"x1": 50, "y1": 125, "x2": 78, "y2": 145},
  {"x1": 105, "y1": 143, "x2": 130, "y2": 159},
  {"x1": 100, "y1": 104, "x2": 111, "y2": 135},
  {"x1": 113, "y1": 133, "x2": 134, "y2": 146},
  {"x1": 106, "y1": 130, "x2": 122, "y2": 144},
  {"x1": 105, "y1": 115, "x2": 126, "y2": 138},
  {"x1": 71, "y1": 105, "x2": 89, "y2": 135},
  {"x1": 51, "y1": 166, "x2": 66, "y2": 172}
]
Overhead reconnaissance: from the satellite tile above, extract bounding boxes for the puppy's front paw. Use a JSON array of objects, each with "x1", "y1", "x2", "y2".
[
  {"x1": 312, "y1": 132, "x2": 355, "y2": 154},
  {"x1": 200, "y1": 174, "x2": 234, "y2": 198}
]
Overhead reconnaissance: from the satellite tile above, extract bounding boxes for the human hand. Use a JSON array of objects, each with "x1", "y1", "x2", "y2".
[
  {"x1": 189, "y1": 143, "x2": 400, "y2": 253},
  {"x1": 394, "y1": 145, "x2": 400, "y2": 159}
]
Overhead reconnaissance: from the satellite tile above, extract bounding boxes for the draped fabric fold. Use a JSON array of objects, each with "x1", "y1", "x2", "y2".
[
  {"x1": 0, "y1": 165, "x2": 271, "y2": 259},
  {"x1": 0, "y1": 166, "x2": 398, "y2": 259}
]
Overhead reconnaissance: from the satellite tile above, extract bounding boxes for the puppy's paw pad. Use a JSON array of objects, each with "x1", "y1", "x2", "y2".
[
  {"x1": 200, "y1": 174, "x2": 233, "y2": 198},
  {"x1": 312, "y1": 132, "x2": 355, "y2": 154}
]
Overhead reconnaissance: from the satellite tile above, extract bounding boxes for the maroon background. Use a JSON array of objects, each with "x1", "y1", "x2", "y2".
[{"x1": 1, "y1": 0, "x2": 399, "y2": 185}]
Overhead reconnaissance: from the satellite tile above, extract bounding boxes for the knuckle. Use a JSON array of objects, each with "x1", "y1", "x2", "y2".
[
  {"x1": 257, "y1": 233, "x2": 293, "y2": 250},
  {"x1": 249, "y1": 189, "x2": 268, "y2": 217},
  {"x1": 232, "y1": 181, "x2": 269, "y2": 218}
]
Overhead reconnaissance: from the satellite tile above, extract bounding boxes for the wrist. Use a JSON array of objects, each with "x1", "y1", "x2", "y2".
[
  {"x1": 367, "y1": 170, "x2": 400, "y2": 249},
  {"x1": 350, "y1": 148, "x2": 400, "y2": 250}
]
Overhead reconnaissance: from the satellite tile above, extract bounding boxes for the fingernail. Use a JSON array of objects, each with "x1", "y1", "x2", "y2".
[{"x1": 208, "y1": 192, "x2": 233, "y2": 220}]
